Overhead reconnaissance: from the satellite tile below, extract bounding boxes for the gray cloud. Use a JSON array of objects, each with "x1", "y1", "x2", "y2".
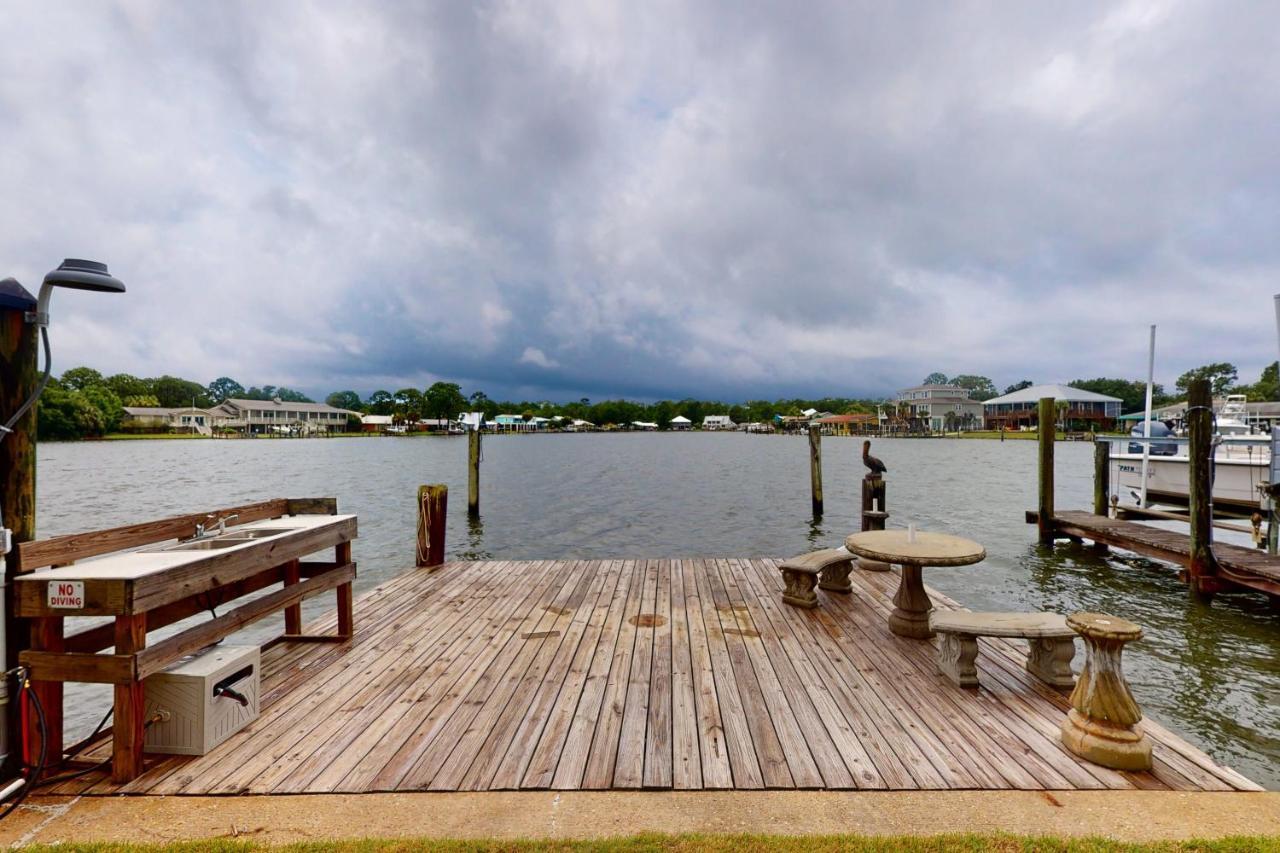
[{"x1": 2, "y1": 0, "x2": 1277, "y2": 402}]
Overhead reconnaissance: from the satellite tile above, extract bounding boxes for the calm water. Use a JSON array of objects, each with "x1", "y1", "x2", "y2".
[{"x1": 36, "y1": 433, "x2": 1280, "y2": 788}]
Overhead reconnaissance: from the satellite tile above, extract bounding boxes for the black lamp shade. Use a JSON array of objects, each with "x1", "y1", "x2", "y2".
[{"x1": 43, "y1": 259, "x2": 125, "y2": 293}]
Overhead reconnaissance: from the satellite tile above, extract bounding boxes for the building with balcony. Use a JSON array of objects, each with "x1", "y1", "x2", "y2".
[
  {"x1": 982, "y1": 384, "x2": 1122, "y2": 430},
  {"x1": 892, "y1": 384, "x2": 984, "y2": 432}
]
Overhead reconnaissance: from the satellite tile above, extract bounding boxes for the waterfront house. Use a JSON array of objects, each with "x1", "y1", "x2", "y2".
[
  {"x1": 121, "y1": 406, "x2": 222, "y2": 435},
  {"x1": 359, "y1": 414, "x2": 394, "y2": 433},
  {"x1": 631, "y1": 421, "x2": 658, "y2": 431},
  {"x1": 982, "y1": 384, "x2": 1122, "y2": 430},
  {"x1": 216, "y1": 398, "x2": 357, "y2": 435},
  {"x1": 816, "y1": 413, "x2": 877, "y2": 436},
  {"x1": 669, "y1": 415, "x2": 692, "y2": 430},
  {"x1": 490, "y1": 414, "x2": 548, "y2": 432},
  {"x1": 893, "y1": 384, "x2": 984, "y2": 432},
  {"x1": 702, "y1": 415, "x2": 736, "y2": 431}
]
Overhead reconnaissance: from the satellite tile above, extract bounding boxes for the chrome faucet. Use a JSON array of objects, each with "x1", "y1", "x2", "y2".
[{"x1": 195, "y1": 513, "x2": 240, "y2": 539}]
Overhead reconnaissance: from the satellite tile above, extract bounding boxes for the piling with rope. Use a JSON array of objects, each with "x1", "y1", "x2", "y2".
[{"x1": 417, "y1": 484, "x2": 448, "y2": 569}]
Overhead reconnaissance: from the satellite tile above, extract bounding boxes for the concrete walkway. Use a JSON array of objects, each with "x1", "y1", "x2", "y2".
[{"x1": 2, "y1": 791, "x2": 1278, "y2": 846}]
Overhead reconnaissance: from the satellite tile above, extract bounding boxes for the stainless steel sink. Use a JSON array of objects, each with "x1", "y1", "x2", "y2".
[
  {"x1": 166, "y1": 538, "x2": 255, "y2": 551},
  {"x1": 230, "y1": 528, "x2": 295, "y2": 539}
]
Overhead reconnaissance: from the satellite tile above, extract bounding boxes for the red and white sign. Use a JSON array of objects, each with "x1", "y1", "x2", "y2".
[{"x1": 47, "y1": 581, "x2": 84, "y2": 609}]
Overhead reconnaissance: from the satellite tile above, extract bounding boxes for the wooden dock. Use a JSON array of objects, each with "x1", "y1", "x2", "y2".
[
  {"x1": 1042, "y1": 510, "x2": 1280, "y2": 598},
  {"x1": 46, "y1": 557, "x2": 1260, "y2": 796}
]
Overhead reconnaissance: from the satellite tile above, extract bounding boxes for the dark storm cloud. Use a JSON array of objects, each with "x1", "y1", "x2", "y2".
[{"x1": 1, "y1": 0, "x2": 1277, "y2": 402}]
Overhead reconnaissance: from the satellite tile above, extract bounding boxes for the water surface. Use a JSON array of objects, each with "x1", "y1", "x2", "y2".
[{"x1": 36, "y1": 433, "x2": 1279, "y2": 787}]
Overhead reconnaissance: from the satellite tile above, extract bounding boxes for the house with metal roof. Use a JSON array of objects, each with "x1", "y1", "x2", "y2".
[
  {"x1": 121, "y1": 406, "x2": 222, "y2": 435},
  {"x1": 669, "y1": 415, "x2": 692, "y2": 430},
  {"x1": 216, "y1": 398, "x2": 358, "y2": 434},
  {"x1": 982, "y1": 384, "x2": 1122, "y2": 430},
  {"x1": 702, "y1": 415, "x2": 735, "y2": 431}
]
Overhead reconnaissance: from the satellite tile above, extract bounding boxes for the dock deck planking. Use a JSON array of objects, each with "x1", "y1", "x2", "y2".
[{"x1": 55, "y1": 557, "x2": 1262, "y2": 795}]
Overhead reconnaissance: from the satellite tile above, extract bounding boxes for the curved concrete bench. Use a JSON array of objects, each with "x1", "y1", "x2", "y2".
[
  {"x1": 929, "y1": 611, "x2": 1076, "y2": 690},
  {"x1": 778, "y1": 548, "x2": 854, "y2": 608}
]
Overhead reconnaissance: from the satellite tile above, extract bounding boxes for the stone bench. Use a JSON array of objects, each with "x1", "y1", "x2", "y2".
[
  {"x1": 778, "y1": 548, "x2": 854, "y2": 608},
  {"x1": 929, "y1": 611, "x2": 1076, "y2": 689}
]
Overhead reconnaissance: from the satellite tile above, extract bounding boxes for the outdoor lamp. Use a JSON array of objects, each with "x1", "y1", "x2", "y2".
[{"x1": 31, "y1": 258, "x2": 126, "y2": 327}]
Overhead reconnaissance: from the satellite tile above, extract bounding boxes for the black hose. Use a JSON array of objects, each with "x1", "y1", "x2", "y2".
[{"x1": 0, "y1": 675, "x2": 49, "y2": 821}]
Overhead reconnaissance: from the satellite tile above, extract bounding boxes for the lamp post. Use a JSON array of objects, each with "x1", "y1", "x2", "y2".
[{"x1": 0, "y1": 260, "x2": 125, "y2": 789}]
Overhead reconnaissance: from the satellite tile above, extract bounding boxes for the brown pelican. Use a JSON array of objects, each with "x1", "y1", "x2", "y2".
[{"x1": 862, "y1": 440, "x2": 887, "y2": 477}]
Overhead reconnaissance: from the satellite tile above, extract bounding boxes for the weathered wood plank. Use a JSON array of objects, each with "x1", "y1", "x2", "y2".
[
  {"x1": 614, "y1": 559, "x2": 659, "y2": 788},
  {"x1": 667, "y1": 559, "x2": 702, "y2": 789}
]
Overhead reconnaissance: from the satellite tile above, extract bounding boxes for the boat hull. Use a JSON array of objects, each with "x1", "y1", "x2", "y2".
[{"x1": 1111, "y1": 448, "x2": 1269, "y2": 515}]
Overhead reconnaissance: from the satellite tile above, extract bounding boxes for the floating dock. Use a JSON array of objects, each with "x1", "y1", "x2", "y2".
[{"x1": 45, "y1": 557, "x2": 1259, "y2": 796}]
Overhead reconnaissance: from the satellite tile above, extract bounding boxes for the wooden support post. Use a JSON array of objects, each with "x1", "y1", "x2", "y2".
[
  {"x1": 1037, "y1": 396, "x2": 1056, "y2": 545},
  {"x1": 808, "y1": 424, "x2": 823, "y2": 517},
  {"x1": 1093, "y1": 439, "x2": 1110, "y2": 517},
  {"x1": 467, "y1": 429, "x2": 481, "y2": 517},
  {"x1": 335, "y1": 540, "x2": 354, "y2": 639},
  {"x1": 282, "y1": 559, "x2": 302, "y2": 635},
  {"x1": 416, "y1": 484, "x2": 448, "y2": 568},
  {"x1": 26, "y1": 617, "x2": 63, "y2": 767},
  {"x1": 1187, "y1": 379, "x2": 1219, "y2": 602},
  {"x1": 1, "y1": 281, "x2": 40, "y2": 775},
  {"x1": 112, "y1": 613, "x2": 146, "y2": 783}
]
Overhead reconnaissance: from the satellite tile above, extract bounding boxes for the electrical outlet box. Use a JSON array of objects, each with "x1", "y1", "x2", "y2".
[{"x1": 143, "y1": 645, "x2": 260, "y2": 755}]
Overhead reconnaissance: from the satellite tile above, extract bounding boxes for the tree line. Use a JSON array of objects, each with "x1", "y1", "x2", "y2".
[{"x1": 35, "y1": 360, "x2": 1279, "y2": 440}]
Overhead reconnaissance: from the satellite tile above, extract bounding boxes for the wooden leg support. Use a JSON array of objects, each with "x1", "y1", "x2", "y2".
[
  {"x1": 112, "y1": 614, "x2": 147, "y2": 783},
  {"x1": 936, "y1": 632, "x2": 979, "y2": 688},
  {"x1": 283, "y1": 559, "x2": 302, "y2": 635},
  {"x1": 27, "y1": 617, "x2": 64, "y2": 767},
  {"x1": 818, "y1": 559, "x2": 853, "y2": 593},
  {"x1": 781, "y1": 568, "x2": 819, "y2": 609},
  {"x1": 336, "y1": 541, "x2": 354, "y2": 639},
  {"x1": 1026, "y1": 637, "x2": 1076, "y2": 689}
]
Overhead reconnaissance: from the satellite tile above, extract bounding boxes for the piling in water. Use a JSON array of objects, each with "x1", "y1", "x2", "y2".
[{"x1": 417, "y1": 484, "x2": 448, "y2": 568}]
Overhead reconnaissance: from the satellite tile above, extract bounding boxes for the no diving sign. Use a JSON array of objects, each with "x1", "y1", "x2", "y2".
[{"x1": 47, "y1": 581, "x2": 84, "y2": 609}]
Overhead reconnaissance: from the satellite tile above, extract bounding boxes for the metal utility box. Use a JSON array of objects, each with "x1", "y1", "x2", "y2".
[{"x1": 143, "y1": 645, "x2": 260, "y2": 755}]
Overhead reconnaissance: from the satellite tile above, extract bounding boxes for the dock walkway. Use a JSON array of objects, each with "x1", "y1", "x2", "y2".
[
  {"x1": 48, "y1": 557, "x2": 1260, "y2": 795},
  {"x1": 1048, "y1": 510, "x2": 1280, "y2": 596}
]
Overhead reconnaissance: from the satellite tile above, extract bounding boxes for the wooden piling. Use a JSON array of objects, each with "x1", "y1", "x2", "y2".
[
  {"x1": 808, "y1": 424, "x2": 823, "y2": 517},
  {"x1": 1093, "y1": 439, "x2": 1111, "y2": 517},
  {"x1": 467, "y1": 429, "x2": 481, "y2": 517},
  {"x1": 416, "y1": 484, "x2": 448, "y2": 568},
  {"x1": 0, "y1": 284, "x2": 49, "y2": 769},
  {"x1": 1186, "y1": 379, "x2": 1219, "y2": 601},
  {"x1": 1037, "y1": 397, "x2": 1055, "y2": 545}
]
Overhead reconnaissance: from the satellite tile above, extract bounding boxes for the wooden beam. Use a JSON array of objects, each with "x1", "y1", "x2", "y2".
[
  {"x1": 1186, "y1": 379, "x2": 1219, "y2": 602},
  {"x1": 18, "y1": 650, "x2": 135, "y2": 684},
  {"x1": 1037, "y1": 397, "x2": 1055, "y2": 545},
  {"x1": 16, "y1": 499, "x2": 291, "y2": 571},
  {"x1": 286, "y1": 497, "x2": 338, "y2": 516},
  {"x1": 134, "y1": 562, "x2": 354, "y2": 680},
  {"x1": 112, "y1": 614, "x2": 146, "y2": 782},
  {"x1": 417, "y1": 485, "x2": 447, "y2": 568}
]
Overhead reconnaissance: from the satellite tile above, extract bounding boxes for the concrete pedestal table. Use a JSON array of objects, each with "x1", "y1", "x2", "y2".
[
  {"x1": 843, "y1": 529, "x2": 986, "y2": 639},
  {"x1": 1060, "y1": 612, "x2": 1152, "y2": 771}
]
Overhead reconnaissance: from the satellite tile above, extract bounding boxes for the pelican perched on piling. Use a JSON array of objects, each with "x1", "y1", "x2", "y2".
[{"x1": 862, "y1": 440, "x2": 886, "y2": 478}]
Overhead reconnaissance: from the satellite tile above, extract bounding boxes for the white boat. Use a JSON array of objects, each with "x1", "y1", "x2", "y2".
[{"x1": 1111, "y1": 403, "x2": 1271, "y2": 515}]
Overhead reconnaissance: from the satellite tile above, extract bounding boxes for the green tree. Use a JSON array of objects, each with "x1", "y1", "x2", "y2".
[
  {"x1": 60, "y1": 366, "x2": 103, "y2": 391},
  {"x1": 1241, "y1": 361, "x2": 1279, "y2": 400},
  {"x1": 37, "y1": 386, "x2": 105, "y2": 439},
  {"x1": 274, "y1": 387, "x2": 314, "y2": 403},
  {"x1": 394, "y1": 388, "x2": 425, "y2": 421},
  {"x1": 922, "y1": 372, "x2": 948, "y2": 386},
  {"x1": 424, "y1": 382, "x2": 467, "y2": 421},
  {"x1": 365, "y1": 390, "x2": 395, "y2": 415},
  {"x1": 152, "y1": 375, "x2": 211, "y2": 408},
  {"x1": 206, "y1": 376, "x2": 245, "y2": 404},
  {"x1": 123, "y1": 394, "x2": 161, "y2": 408},
  {"x1": 1176, "y1": 362, "x2": 1238, "y2": 396},
  {"x1": 1004, "y1": 379, "x2": 1034, "y2": 395},
  {"x1": 81, "y1": 385, "x2": 124, "y2": 432},
  {"x1": 949, "y1": 375, "x2": 998, "y2": 401},
  {"x1": 104, "y1": 373, "x2": 151, "y2": 399},
  {"x1": 326, "y1": 390, "x2": 362, "y2": 411},
  {"x1": 1069, "y1": 378, "x2": 1166, "y2": 413}
]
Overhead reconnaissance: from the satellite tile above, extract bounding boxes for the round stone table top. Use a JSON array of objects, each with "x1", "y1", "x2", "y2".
[
  {"x1": 1066, "y1": 612, "x2": 1143, "y2": 642},
  {"x1": 843, "y1": 530, "x2": 986, "y2": 567}
]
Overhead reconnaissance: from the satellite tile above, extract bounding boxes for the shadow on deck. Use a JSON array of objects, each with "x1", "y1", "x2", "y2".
[{"x1": 48, "y1": 558, "x2": 1260, "y2": 795}]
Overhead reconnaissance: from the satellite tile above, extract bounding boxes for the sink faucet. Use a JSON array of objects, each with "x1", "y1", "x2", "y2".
[{"x1": 196, "y1": 513, "x2": 240, "y2": 539}]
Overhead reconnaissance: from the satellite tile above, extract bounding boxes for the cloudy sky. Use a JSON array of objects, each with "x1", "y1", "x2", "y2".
[{"x1": 2, "y1": 1, "x2": 1277, "y2": 402}]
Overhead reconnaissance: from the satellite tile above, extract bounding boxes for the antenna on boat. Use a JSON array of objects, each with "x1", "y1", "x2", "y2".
[{"x1": 1140, "y1": 324, "x2": 1156, "y2": 507}]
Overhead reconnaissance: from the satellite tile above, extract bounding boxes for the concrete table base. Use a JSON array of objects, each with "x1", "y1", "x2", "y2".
[
  {"x1": 1060, "y1": 612, "x2": 1152, "y2": 771},
  {"x1": 888, "y1": 563, "x2": 934, "y2": 639}
]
